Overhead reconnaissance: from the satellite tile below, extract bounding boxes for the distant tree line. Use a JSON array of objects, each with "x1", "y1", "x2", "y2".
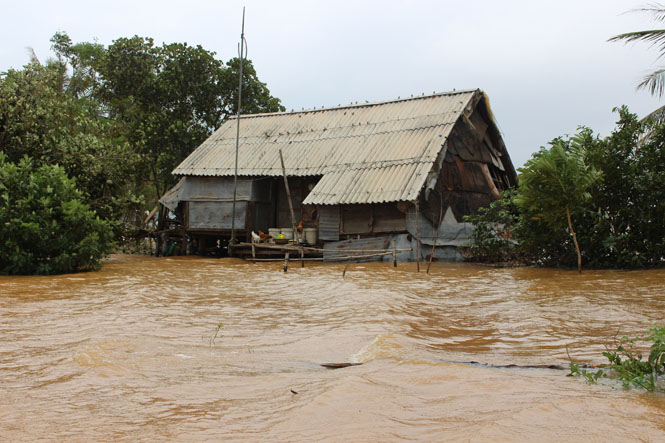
[
  {"x1": 0, "y1": 32, "x2": 284, "y2": 274},
  {"x1": 463, "y1": 107, "x2": 665, "y2": 270}
]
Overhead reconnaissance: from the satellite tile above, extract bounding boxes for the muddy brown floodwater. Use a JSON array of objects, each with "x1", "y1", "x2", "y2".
[{"x1": 1, "y1": 255, "x2": 664, "y2": 441}]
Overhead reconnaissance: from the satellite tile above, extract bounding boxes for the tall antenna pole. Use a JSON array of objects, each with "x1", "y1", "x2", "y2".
[{"x1": 230, "y1": 7, "x2": 246, "y2": 248}]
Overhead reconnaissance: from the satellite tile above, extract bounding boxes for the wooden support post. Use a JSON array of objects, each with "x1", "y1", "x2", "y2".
[
  {"x1": 415, "y1": 201, "x2": 420, "y2": 273},
  {"x1": 300, "y1": 247, "x2": 305, "y2": 268},
  {"x1": 155, "y1": 204, "x2": 167, "y2": 257},
  {"x1": 427, "y1": 199, "x2": 444, "y2": 274},
  {"x1": 392, "y1": 240, "x2": 397, "y2": 267},
  {"x1": 283, "y1": 252, "x2": 290, "y2": 273},
  {"x1": 251, "y1": 243, "x2": 256, "y2": 264},
  {"x1": 279, "y1": 149, "x2": 300, "y2": 244}
]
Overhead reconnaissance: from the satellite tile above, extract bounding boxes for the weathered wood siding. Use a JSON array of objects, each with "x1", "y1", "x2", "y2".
[
  {"x1": 336, "y1": 203, "x2": 407, "y2": 236},
  {"x1": 422, "y1": 98, "x2": 516, "y2": 223}
]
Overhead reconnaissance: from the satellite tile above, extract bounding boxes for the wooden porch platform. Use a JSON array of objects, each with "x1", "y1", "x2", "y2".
[{"x1": 229, "y1": 242, "x2": 411, "y2": 264}]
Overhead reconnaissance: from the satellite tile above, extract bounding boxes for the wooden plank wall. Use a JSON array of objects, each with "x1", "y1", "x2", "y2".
[
  {"x1": 340, "y1": 203, "x2": 406, "y2": 235},
  {"x1": 421, "y1": 98, "x2": 516, "y2": 224}
]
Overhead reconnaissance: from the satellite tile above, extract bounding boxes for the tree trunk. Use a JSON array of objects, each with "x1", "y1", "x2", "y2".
[{"x1": 566, "y1": 205, "x2": 582, "y2": 273}]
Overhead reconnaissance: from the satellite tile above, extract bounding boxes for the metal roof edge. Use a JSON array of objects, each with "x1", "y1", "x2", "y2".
[{"x1": 228, "y1": 88, "x2": 481, "y2": 120}]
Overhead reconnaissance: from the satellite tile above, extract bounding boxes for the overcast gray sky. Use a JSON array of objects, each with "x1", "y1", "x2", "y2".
[{"x1": 2, "y1": 0, "x2": 663, "y2": 167}]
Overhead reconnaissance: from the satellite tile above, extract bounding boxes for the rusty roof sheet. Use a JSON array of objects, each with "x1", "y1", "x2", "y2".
[{"x1": 173, "y1": 89, "x2": 480, "y2": 205}]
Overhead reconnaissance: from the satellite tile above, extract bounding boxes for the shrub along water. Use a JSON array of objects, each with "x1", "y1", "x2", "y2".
[
  {"x1": 568, "y1": 326, "x2": 665, "y2": 392},
  {"x1": 464, "y1": 107, "x2": 665, "y2": 270},
  {"x1": 0, "y1": 155, "x2": 113, "y2": 275},
  {"x1": 0, "y1": 32, "x2": 286, "y2": 274}
]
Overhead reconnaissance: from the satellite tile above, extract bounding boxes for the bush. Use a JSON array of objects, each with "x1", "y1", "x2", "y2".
[
  {"x1": 0, "y1": 155, "x2": 114, "y2": 275},
  {"x1": 569, "y1": 325, "x2": 665, "y2": 392},
  {"x1": 464, "y1": 107, "x2": 665, "y2": 269},
  {"x1": 462, "y1": 189, "x2": 522, "y2": 263},
  {"x1": 0, "y1": 62, "x2": 144, "y2": 241}
]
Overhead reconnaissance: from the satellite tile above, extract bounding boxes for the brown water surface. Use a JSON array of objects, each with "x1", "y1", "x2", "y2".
[{"x1": 1, "y1": 255, "x2": 664, "y2": 441}]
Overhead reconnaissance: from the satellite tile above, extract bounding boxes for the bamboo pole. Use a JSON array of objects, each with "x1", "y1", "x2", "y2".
[
  {"x1": 283, "y1": 252, "x2": 289, "y2": 272},
  {"x1": 230, "y1": 8, "x2": 246, "y2": 246},
  {"x1": 251, "y1": 243, "x2": 256, "y2": 264},
  {"x1": 279, "y1": 149, "x2": 300, "y2": 244},
  {"x1": 415, "y1": 201, "x2": 420, "y2": 272}
]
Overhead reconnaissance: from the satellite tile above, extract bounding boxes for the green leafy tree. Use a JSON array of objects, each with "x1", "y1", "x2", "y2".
[
  {"x1": 0, "y1": 154, "x2": 113, "y2": 275},
  {"x1": 93, "y1": 35, "x2": 285, "y2": 200},
  {"x1": 0, "y1": 61, "x2": 142, "y2": 234},
  {"x1": 50, "y1": 31, "x2": 106, "y2": 99},
  {"x1": 514, "y1": 138, "x2": 603, "y2": 272},
  {"x1": 465, "y1": 107, "x2": 665, "y2": 269},
  {"x1": 1, "y1": 32, "x2": 285, "y2": 253},
  {"x1": 220, "y1": 57, "x2": 286, "y2": 116},
  {"x1": 584, "y1": 107, "x2": 665, "y2": 267}
]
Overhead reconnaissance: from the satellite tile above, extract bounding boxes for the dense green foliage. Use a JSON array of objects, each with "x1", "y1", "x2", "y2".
[
  {"x1": 514, "y1": 137, "x2": 603, "y2": 272},
  {"x1": 0, "y1": 155, "x2": 114, "y2": 275},
  {"x1": 583, "y1": 109, "x2": 665, "y2": 267},
  {"x1": 569, "y1": 325, "x2": 665, "y2": 392},
  {"x1": 460, "y1": 189, "x2": 521, "y2": 263},
  {"x1": 0, "y1": 32, "x2": 284, "y2": 274},
  {"x1": 0, "y1": 61, "x2": 141, "y2": 236},
  {"x1": 464, "y1": 107, "x2": 665, "y2": 269},
  {"x1": 52, "y1": 32, "x2": 285, "y2": 199}
]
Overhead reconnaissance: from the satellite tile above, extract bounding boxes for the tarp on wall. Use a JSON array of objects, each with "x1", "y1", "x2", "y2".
[{"x1": 405, "y1": 206, "x2": 472, "y2": 247}]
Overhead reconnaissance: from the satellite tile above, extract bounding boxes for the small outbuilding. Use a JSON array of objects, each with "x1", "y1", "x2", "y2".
[{"x1": 160, "y1": 89, "x2": 517, "y2": 261}]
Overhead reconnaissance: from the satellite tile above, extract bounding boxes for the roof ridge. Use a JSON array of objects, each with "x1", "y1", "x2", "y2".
[{"x1": 230, "y1": 88, "x2": 480, "y2": 120}]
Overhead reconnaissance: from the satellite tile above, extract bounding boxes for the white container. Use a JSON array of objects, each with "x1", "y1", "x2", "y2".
[
  {"x1": 280, "y1": 228, "x2": 294, "y2": 240},
  {"x1": 303, "y1": 227, "x2": 318, "y2": 245}
]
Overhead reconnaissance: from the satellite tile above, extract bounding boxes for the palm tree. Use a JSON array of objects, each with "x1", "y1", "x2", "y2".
[{"x1": 609, "y1": 4, "x2": 665, "y2": 98}]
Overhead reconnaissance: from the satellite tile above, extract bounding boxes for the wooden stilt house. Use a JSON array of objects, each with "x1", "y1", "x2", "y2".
[{"x1": 160, "y1": 89, "x2": 517, "y2": 261}]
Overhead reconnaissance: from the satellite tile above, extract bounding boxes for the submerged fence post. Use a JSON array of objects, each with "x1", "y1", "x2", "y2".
[
  {"x1": 283, "y1": 252, "x2": 290, "y2": 273},
  {"x1": 392, "y1": 240, "x2": 397, "y2": 267}
]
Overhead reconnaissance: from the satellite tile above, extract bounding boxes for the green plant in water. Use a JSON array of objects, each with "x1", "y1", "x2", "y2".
[
  {"x1": 568, "y1": 362, "x2": 605, "y2": 383},
  {"x1": 209, "y1": 322, "x2": 224, "y2": 347},
  {"x1": 602, "y1": 326, "x2": 665, "y2": 391},
  {"x1": 569, "y1": 326, "x2": 665, "y2": 392}
]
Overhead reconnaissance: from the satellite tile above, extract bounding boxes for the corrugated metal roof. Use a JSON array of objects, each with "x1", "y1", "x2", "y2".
[{"x1": 173, "y1": 89, "x2": 480, "y2": 205}]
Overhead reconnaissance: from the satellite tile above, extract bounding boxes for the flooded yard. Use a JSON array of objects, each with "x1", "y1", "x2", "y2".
[{"x1": 1, "y1": 255, "x2": 664, "y2": 441}]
